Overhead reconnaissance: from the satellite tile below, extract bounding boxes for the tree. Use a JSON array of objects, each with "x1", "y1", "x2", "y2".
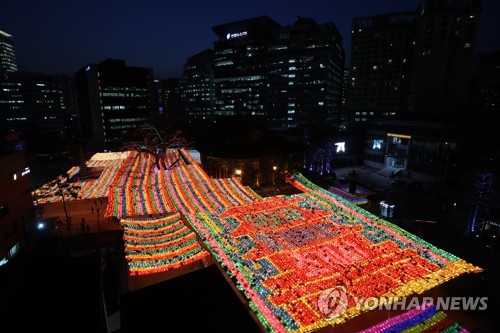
[
  {"x1": 469, "y1": 171, "x2": 495, "y2": 233},
  {"x1": 121, "y1": 124, "x2": 193, "y2": 172}
]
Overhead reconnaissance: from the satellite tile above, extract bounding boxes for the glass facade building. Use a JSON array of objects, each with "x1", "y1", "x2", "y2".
[
  {"x1": 0, "y1": 29, "x2": 18, "y2": 79},
  {"x1": 74, "y1": 59, "x2": 154, "y2": 150},
  {"x1": 182, "y1": 16, "x2": 345, "y2": 130}
]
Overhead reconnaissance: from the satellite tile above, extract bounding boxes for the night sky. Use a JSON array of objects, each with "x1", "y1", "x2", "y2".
[{"x1": 1, "y1": 0, "x2": 499, "y2": 79}]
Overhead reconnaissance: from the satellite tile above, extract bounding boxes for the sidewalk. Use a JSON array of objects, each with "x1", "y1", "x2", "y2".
[{"x1": 40, "y1": 197, "x2": 123, "y2": 239}]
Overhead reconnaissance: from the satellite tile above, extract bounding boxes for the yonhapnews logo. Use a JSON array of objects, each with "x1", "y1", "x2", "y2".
[
  {"x1": 317, "y1": 285, "x2": 488, "y2": 320},
  {"x1": 317, "y1": 286, "x2": 349, "y2": 319}
]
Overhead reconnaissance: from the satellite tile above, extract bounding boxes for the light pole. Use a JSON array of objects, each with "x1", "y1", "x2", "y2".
[
  {"x1": 56, "y1": 179, "x2": 71, "y2": 230},
  {"x1": 96, "y1": 207, "x2": 100, "y2": 233}
]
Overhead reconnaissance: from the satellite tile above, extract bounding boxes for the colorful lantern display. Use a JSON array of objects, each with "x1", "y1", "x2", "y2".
[
  {"x1": 327, "y1": 183, "x2": 373, "y2": 205},
  {"x1": 186, "y1": 173, "x2": 481, "y2": 332},
  {"x1": 358, "y1": 302, "x2": 469, "y2": 333},
  {"x1": 122, "y1": 213, "x2": 210, "y2": 275},
  {"x1": 34, "y1": 148, "x2": 482, "y2": 332}
]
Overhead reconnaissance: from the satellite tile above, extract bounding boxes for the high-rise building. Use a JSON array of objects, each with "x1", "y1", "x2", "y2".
[
  {"x1": 156, "y1": 78, "x2": 184, "y2": 126},
  {"x1": 469, "y1": 51, "x2": 500, "y2": 114},
  {"x1": 0, "y1": 29, "x2": 18, "y2": 80},
  {"x1": 181, "y1": 49, "x2": 214, "y2": 122},
  {"x1": 348, "y1": 0, "x2": 482, "y2": 122},
  {"x1": 0, "y1": 72, "x2": 76, "y2": 152},
  {"x1": 182, "y1": 16, "x2": 345, "y2": 131},
  {"x1": 341, "y1": 69, "x2": 350, "y2": 112},
  {"x1": 409, "y1": 0, "x2": 483, "y2": 115},
  {"x1": 211, "y1": 16, "x2": 280, "y2": 119},
  {"x1": 267, "y1": 17, "x2": 345, "y2": 130},
  {"x1": 74, "y1": 59, "x2": 155, "y2": 150},
  {"x1": 349, "y1": 12, "x2": 416, "y2": 122}
]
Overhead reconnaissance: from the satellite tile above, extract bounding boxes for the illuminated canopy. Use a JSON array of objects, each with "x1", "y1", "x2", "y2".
[
  {"x1": 187, "y1": 173, "x2": 481, "y2": 332},
  {"x1": 34, "y1": 148, "x2": 482, "y2": 332}
]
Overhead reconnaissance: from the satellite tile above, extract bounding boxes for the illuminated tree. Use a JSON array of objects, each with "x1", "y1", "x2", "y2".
[
  {"x1": 469, "y1": 171, "x2": 494, "y2": 233},
  {"x1": 121, "y1": 124, "x2": 193, "y2": 172}
]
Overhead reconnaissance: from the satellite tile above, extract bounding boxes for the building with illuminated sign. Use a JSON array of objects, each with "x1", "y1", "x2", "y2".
[
  {"x1": 183, "y1": 16, "x2": 345, "y2": 130},
  {"x1": 211, "y1": 16, "x2": 280, "y2": 119},
  {"x1": 363, "y1": 119, "x2": 497, "y2": 182}
]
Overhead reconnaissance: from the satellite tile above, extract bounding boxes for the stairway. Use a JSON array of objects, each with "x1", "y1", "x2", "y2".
[{"x1": 377, "y1": 166, "x2": 404, "y2": 177}]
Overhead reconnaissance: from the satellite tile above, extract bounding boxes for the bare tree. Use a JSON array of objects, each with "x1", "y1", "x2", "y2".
[{"x1": 121, "y1": 124, "x2": 193, "y2": 171}]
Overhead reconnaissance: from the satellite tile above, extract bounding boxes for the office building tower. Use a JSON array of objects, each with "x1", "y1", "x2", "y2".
[
  {"x1": 211, "y1": 16, "x2": 280, "y2": 118},
  {"x1": 349, "y1": 12, "x2": 416, "y2": 122},
  {"x1": 409, "y1": 0, "x2": 483, "y2": 115},
  {"x1": 0, "y1": 72, "x2": 76, "y2": 152},
  {"x1": 183, "y1": 16, "x2": 345, "y2": 131},
  {"x1": 181, "y1": 49, "x2": 214, "y2": 122},
  {"x1": 469, "y1": 51, "x2": 500, "y2": 114},
  {"x1": 267, "y1": 17, "x2": 345, "y2": 129},
  {"x1": 74, "y1": 59, "x2": 154, "y2": 150},
  {"x1": 0, "y1": 29, "x2": 18, "y2": 80},
  {"x1": 156, "y1": 78, "x2": 183, "y2": 125},
  {"x1": 342, "y1": 69, "x2": 350, "y2": 109},
  {"x1": 349, "y1": 0, "x2": 482, "y2": 122}
]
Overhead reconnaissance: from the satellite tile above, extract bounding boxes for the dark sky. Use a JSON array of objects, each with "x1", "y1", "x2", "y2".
[{"x1": 1, "y1": 0, "x2": 498, "y2": 79}]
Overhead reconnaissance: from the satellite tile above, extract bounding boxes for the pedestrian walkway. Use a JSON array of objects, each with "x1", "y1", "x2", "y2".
[
  {"x1": 377, "y1": 165, "x2": 404, "y2": 177},
  {"x1": 40, "y1": 197, "x2": 123, "y2": 240}
]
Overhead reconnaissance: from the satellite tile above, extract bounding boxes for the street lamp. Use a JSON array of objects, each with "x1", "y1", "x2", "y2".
[
  {"x1": 96, "y1": 207, "x2": 100, "y2": 233},
  {"x1": 272, "y1": 166, "x2": 277, "y2": 185},
  {"x1": 56, "y1": 179, "x2": 71, "y2": 230}
]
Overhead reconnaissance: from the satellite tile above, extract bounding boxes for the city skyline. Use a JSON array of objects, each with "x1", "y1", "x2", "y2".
[{"x1": 2, "y1": 0, "x2": 499, "y2": 79}]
